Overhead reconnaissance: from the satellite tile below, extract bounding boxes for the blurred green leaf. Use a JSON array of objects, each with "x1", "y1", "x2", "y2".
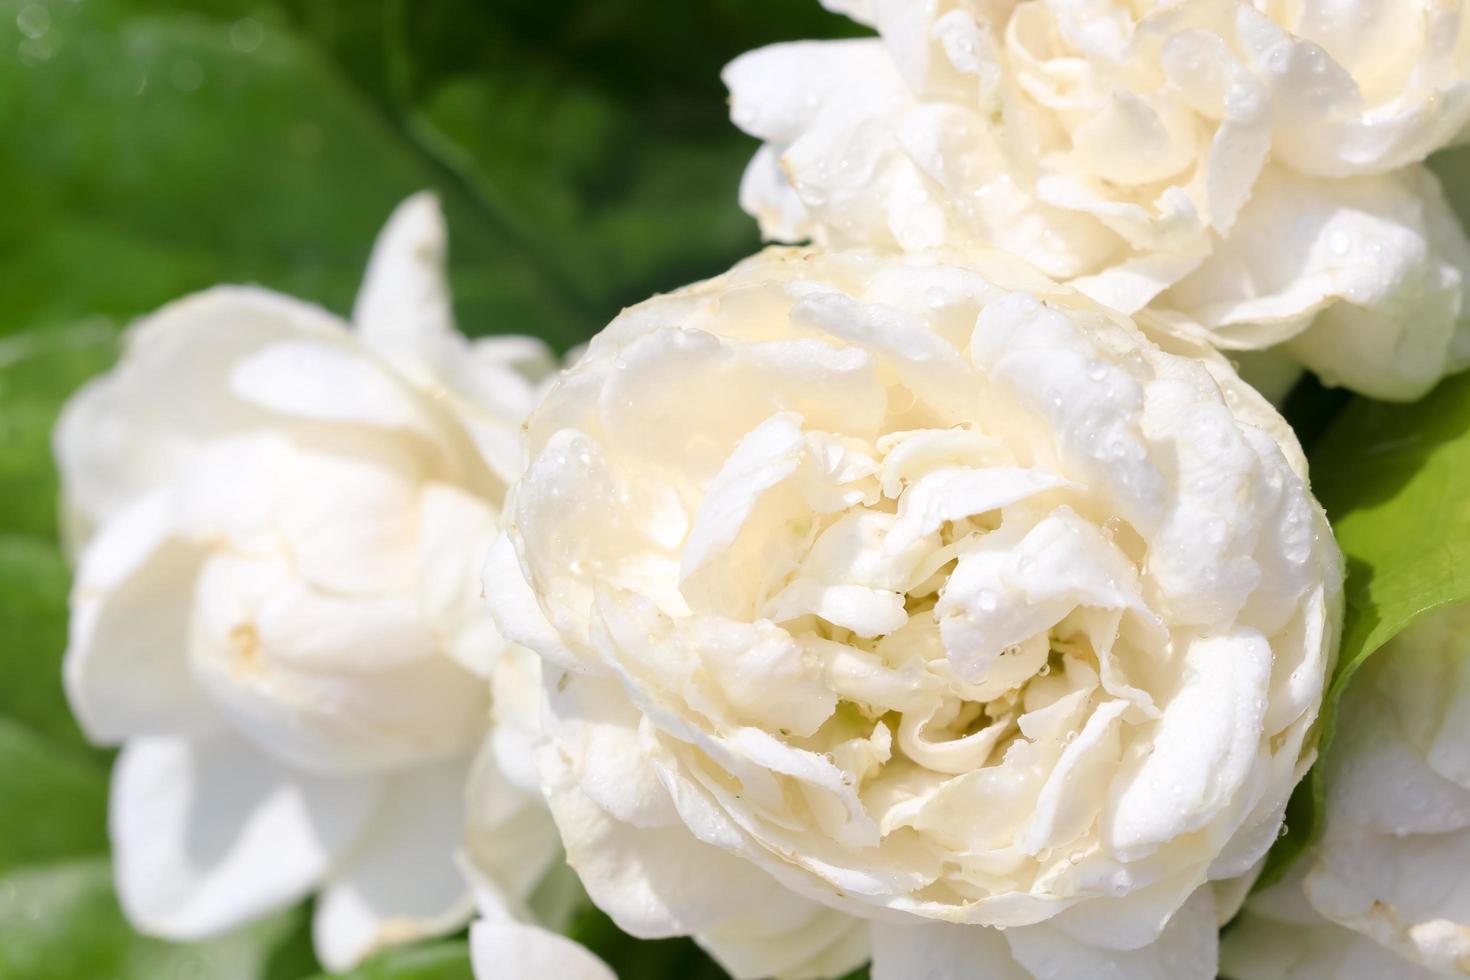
[
  {"x1": 1278, "y1": 372, "x2": 1352, "y2": 456},
  {"x1": 0, "y1": 323, "x2": 123, "y2": 864},
  {"x1": 0, "y1": 321, "x2": 120, "y2": 758},
  {"x1": 0, "y1": 858, "x2": 295, "y2": 980},
  {"x1": 308, "y1": 940, "x2": 471, "y2": 980},
  {"x1": 0, "y1": 535, "x2": 89, "y2": 753},
  {"x1": 0, "y1": 321, "x2": 119, "y2": 541},
  {"x1": 1262, "y1": 370, "x2": 1470, "y2": 884},
  {"x1": 1430, "y1": 144, "x2": 1470, "y2": 225},
  {"x1": 566, "y1": 904, "x2": 729, "y2": 980},
  {"x1": 262, "y1": 908, "x2": 322, "y2": 980},
  {"x1": 0, "y1": 0, "x2": 858, "y2": 351},
  {"x1": 0, "y1": 0, "x2": 585, "y2": 347},
  {"x1": 283, "y1": 0, "x2": 863, "y2": 320},
  {"x1": 0, "y1": 719, "x2": 107, "y2": 874}
]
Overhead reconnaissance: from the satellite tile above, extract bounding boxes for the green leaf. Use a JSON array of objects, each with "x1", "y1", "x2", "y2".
[
  {"x1": 1262, "y1": 369, "x2": 1470, "y2": 882},
  {"x1": 279, "y1": 0, "x2": 863, "y2": 327},
  {"x1": 308, "y1": 940, "x2": 472, "y2": 980},
  {"x1": 565, "y1": 904, "x2": 730, "y2": 980},
  {"x1": 0, "y1": 322, "x2": 119, "y2": 541},
  {"x1": 0, "y1": 322, "x2": 118, "y2": 756},
  {"x1": 0, "y1": 536, "x2": 90, "y2": 753},
  {"x1": 0, "y1": 0, "x2": 859, "y2": 352},
  {"x1": 1278, "y1": 372, "x2": 1352, "y2": 456},
  {"x1": 1430, "y1": 144, "x2": 1470, "y2": 226},
  {"x1": 0, "y1": 859, "x2": 296, "y2": 980},
  {"x1": 0, "y1": 0, "x2": 586, "y2": 348},
  {"x1": 261, "y1": 908, "x2": 322, "y2": 980},
  {"x1": 0, "y1": 719, "x2": 107, "y2": 875}
]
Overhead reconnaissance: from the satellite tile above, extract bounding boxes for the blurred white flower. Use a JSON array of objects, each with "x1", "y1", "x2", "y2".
[
  {"x1": 726, "y1": 0, "x2": 1470, "y2": 399},
  {"x1": 1223, "y1": 603, "x2": 1470, "y2": 979},
  {"x1": 55, "y1": 193, "x2": 559, "y2": 971},
  {"x1": 488, "y1": 247, "x2": 1341, "y2": 978},
  {"x1": 470, "y1": 919, "x2": 613, "y2": 980}
]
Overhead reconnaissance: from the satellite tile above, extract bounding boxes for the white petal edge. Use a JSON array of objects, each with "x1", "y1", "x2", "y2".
[
  {"x1": 469, "y1": 920, "x2": 614, "y2": 980},
  {"x1": 111, "y1": 732, "x2": 376, "y2": 940},
  {"x1": 352, "y1": 192, "x2": 456, "y2": 369},
  {"x1": 1004, "y1": 885, "x2": 1217, "y2": 980},
  {"x1": 870, "y1": 919, "x2": 1031, "y2": 980},
  {"x1": 312, "y1": 756, "x2": 477, "y2": 972},
  {"x1": 63, "y1": 492, "x2": 215, "y2": 743}
]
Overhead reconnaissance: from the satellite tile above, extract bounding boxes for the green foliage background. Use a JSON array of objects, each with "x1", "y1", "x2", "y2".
[{"x1": 4, "y1": 0, "x2": 1470, "y2": 976}]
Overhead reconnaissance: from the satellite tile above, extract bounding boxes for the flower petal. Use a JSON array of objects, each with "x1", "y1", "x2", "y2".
[
  {"x1": 52, "y1": 286, "x2": 346, "y2": 534},
  {"x1": 698, "y1": 898, "x2": 869, "y2": 980},
  {"x1": 463, "y1": 729, "x2": 562, "y2": 917},
  {"x1": 351, "y1": 192, "x2": 456, "y2": 372},
  {"x1": 188, "y1": 552, "x2": 485, "y2": 774},
  {"x1": 870, "y1": 919, "x2": 1030, "y2": 980},
  {"x1": 1004, "y1": 885, "x2": 1217, "y2": 980},
  {"x1": 229, "y1": 338, "x2": 443, "y2": 438},
  {"x1": 469, "y1": 921, "x2": 614, "y2": 980},
  {"x1": 111, "y1": 733, "x2": 375, "y2": 940},
  {"x1": 483, "y1": 532, "x2": 580, "y2": 671},
  {"x1": 312, "y1": 757, "x2": 475, "y2": 972},
  {"x1": 417, "y1": 482, "x2": 505, "y2": 676},
  {"x1": 1105, "y1": 630, "x2": 1272, "y2": 859},
  {"x1": 63, "y1": 492, "x2": 214, "y2": 743},
  {"x1": 538, "y1": 743, "x2": 782, "y2": 938},
  {"x1": 1165, "y1": 166, "x2": 1470, "y2": 401}
]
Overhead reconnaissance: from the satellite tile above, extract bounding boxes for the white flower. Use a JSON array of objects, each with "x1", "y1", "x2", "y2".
[
  {"x1": 55, "y1": 194, "x2": 558, "y2": 971},
  {"x1": 1223, "y1": 603, "x2": 1470, "y2": 979},
  {"x1": 488, "y1": 247, "x2": 1342, "y2": 978},
  {"x1": 726, "y1": 0, "x2": 1470, "y2": 399}
]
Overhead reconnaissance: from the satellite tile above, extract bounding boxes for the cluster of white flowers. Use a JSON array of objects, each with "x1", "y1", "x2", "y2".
[{"x1": 52, "y1": 1, "x2": 1470, "y2": 978}]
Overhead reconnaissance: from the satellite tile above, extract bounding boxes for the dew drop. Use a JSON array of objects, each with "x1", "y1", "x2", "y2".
[
  {"x1": 229, "y1": 17, "x2": 265, "y2": 53},
  {"x1": 16, "y1": 3, "x2": 49, "y2": 38}
]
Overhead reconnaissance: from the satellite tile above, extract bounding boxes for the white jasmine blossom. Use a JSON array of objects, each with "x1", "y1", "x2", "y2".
[
  {"x1": 55, "y1": 194, "x2": 558, "y2": 971},
  {"x1": 489, "y1": 247, "x2": 1341, "y2": 978}
]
